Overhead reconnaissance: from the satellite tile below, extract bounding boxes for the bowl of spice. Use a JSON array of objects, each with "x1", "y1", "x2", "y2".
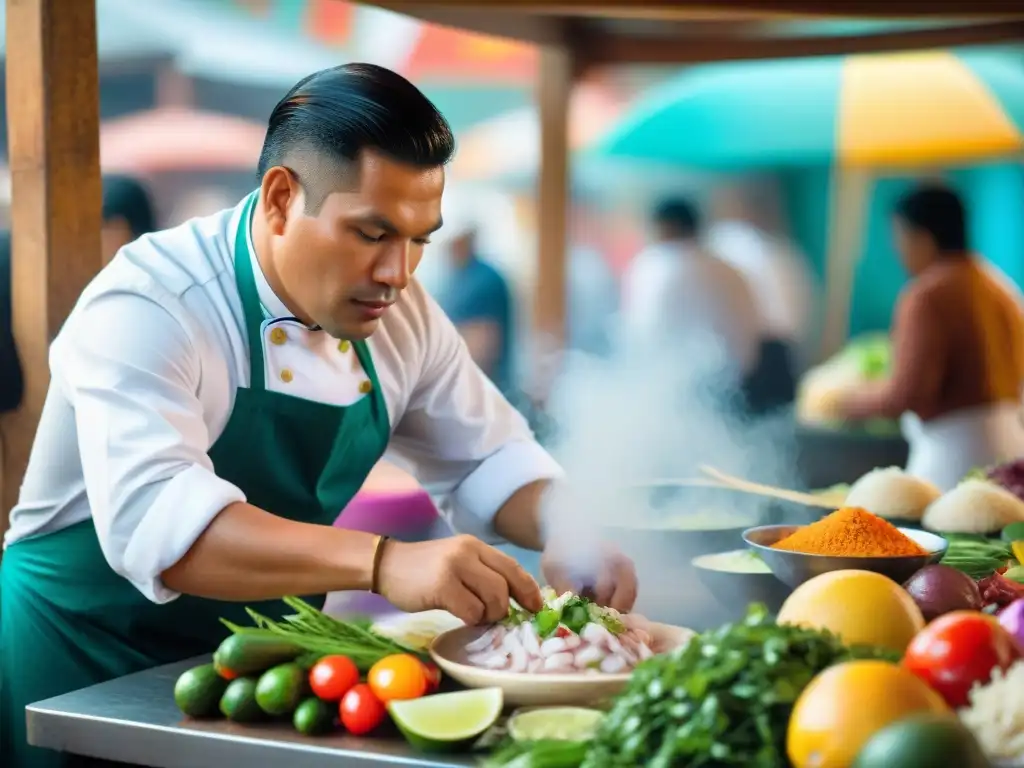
[{"x1": 743, "y1": 507, "x2": 948, "y2": 589}]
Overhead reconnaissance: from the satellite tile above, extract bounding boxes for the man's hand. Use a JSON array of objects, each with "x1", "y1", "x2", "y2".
[
  {"x1": 541, "y1": 543, "x2": 639, "y2": 614},
  {"x1": 375, "y1": 535, "x2": 543, "y2": 625}
]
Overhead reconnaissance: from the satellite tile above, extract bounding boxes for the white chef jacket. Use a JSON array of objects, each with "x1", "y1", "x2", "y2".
[
  {"x1": 5, "y1": 197, "x2": 563, "y2": 603},
  {"x1": 620, "y1": 239, "x2": 760, "y2": 375},
  {"x1": 705, "y1": 220, "x2": 815, "y2": 347}
]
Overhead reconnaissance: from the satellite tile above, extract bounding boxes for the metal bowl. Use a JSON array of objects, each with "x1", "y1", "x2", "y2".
[
  {"x1": 691, "y1": 551, "x2": 792, "y2": 620},
  {"x1": 742, "y1": 524, "x2": 948, "y2": 589}
]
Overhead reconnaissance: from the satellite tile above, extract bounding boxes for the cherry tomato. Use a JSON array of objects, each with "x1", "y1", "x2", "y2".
[
  {"x1": 339, "y1": 683, "x2": 386, "y2": 735},
  {"x1": 214, "y1": 662, "x2": 238, "y2": 681},
  {"x1": 421, "y1": 660, "x2": 442, "y2": 694},
  {"x1": 309, "y1": 655, "x2": 360, "y2": 702},
  {"x1": 904, "y1": 610, "x2": 1020, "y2": 707},
  {"x1": 367, "y1": 654, "x2": 428, "y2": 702}
]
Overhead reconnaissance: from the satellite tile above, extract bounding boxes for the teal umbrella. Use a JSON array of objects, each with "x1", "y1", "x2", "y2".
[{"x1": 595, "y1": 50, "x2": 1024, "y2": 170}]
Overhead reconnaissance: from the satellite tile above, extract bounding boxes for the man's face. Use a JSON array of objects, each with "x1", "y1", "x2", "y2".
[
  {"x1": 266, "y1": 150, "x2": 444, "y2": 339},
  {"x1": 892, "y1": 216, "x2": 935, "y2": 277}
]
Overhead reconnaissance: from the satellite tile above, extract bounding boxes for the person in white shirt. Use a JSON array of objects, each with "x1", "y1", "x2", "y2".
[
  {"x1": 706, "y1": 185, "x2": 816, "y2": 414},
  {"x1": 0, "y1": 64, "x2": 637, "y2": 768},
  {"x1": 621, "y1": 197, "x2": 760, "y2": 398}
]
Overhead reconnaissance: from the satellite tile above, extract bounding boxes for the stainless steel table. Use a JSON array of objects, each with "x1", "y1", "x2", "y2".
[{"x1": 27, "y1": 657, "x2": 475, "y2": 767}]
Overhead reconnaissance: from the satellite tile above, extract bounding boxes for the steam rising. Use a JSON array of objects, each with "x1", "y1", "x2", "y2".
[{"x1": 537, "y1": 332, "x2": 800, "y2": 620}]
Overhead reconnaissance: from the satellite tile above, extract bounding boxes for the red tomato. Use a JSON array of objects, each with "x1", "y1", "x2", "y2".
[
  {"x1": 904, "y1": 610, "x2": 1020, "y2": 707},
  {"x1": 309, "y1": 655, "x2": 360, "y2": 702},
  {"x1": 367, "y1": 654, "x2": 428, "y2": 703},
  {"x1": 421, "y1": 660, "x2": 442, "y2": 693},
  {"x1": 339, "y1": 683, "x2": 387, "y2": 735},
  {"x1": 214, "y1": 662, "x2": 238, "y2": 681}
]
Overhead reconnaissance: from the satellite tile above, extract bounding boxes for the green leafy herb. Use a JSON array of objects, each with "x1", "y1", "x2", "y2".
[
  {"x1": 220, "y1": 596, "x2": 415, "y2": 671},
  {"x1": 534, "y1": 608, "x2": 562, "y2": 638},
  {"x1": 575, "y1": 603, "x2": 897, "y2": 768},
  {"x1": 940, "y1": 536, "x2": 1013, "y2": 580},
  {"x1": 485, "y1": 739, "x2": 590, "y2": 768}
]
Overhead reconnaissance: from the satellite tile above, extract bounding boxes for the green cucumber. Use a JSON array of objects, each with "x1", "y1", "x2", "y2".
[{"x1": 213, "y1": 634, "x2": 304, "y2": 678}]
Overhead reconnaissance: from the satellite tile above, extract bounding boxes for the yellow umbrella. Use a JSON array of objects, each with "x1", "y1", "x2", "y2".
[{"x1": 599, "y1": 50, "x2": 1024, "y2": 357}]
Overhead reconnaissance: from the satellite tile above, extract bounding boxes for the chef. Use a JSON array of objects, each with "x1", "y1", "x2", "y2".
[
  {"x1": 0, "y1": 63, "x2": 637, "y2": 768},
  {"x1": 832, "y1": 183, "x2": 1024, "y2": 489}
]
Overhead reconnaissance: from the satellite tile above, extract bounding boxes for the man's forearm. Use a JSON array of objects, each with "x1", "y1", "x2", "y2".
[
  {"x1": 161, "y1": 502, "x2": 379, "y2": 600},
  {"x1": 492, "y1": 480, "x2": 550, "y2": 551}
]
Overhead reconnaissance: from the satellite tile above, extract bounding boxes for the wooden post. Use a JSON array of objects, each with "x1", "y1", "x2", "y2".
[
  {"x1": 2, "y1": 0, "x2": 103, "y2": 524},
  {"x1": 533, "y1": 45, "x2": 573, "y2": 378}
]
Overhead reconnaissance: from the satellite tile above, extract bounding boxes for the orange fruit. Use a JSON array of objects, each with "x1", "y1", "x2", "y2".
[
  {"x1": 778, "y1": 570, "x2": 925, "y2": 653},
  {"x1": 788, "y1": 660, "x2": 950, "y2": 768},
  {"x1": 367, "y1": 653, "x2": 429, "y2": 703}
]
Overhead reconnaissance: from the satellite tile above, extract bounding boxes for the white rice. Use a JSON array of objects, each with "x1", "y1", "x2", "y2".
[{"x1": 960, "y1": 661, "x2": 1024, "y2": 759}]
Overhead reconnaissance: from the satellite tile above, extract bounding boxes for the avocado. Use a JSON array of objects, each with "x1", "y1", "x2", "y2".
[{"x1": 174, "y1": 663, "x2": 229, "y2": 719}]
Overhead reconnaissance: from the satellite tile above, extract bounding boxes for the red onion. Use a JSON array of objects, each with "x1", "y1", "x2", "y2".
[{"x1": 998, "y1": 598, "x2": 1024, "y2": 650}]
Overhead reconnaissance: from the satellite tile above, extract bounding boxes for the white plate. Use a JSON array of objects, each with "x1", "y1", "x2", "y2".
[{"x1": 429, "y1": 619, "x2": 696, "y2": 707}]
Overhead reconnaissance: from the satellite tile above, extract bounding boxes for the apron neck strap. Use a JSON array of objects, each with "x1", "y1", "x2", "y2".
[{"x1": 234, "y1": 192, "x2": 268, "y2": 391}]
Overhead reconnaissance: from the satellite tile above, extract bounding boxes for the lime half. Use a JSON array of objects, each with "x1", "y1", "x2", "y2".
[
  {"x1": 389, "y1": 687, "x2": 503, "y2": 752},
  {"x1": 508, "y1": 707, "x2": 604, "y2": 743}
]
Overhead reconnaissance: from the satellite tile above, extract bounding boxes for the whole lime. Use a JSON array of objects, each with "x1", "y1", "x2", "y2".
[{"x1": 852, "y1": 714, "x2": 990, "y2": 768}]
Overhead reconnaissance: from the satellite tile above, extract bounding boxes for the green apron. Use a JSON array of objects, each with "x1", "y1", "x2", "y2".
[{"x1": 0, "y1": 192, "x2": 392, "y2": 767}]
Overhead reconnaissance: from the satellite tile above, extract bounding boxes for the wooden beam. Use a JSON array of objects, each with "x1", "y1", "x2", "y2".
[
  {"x1": 579, "y1": 20, "x2": 1024, "y2": 68},
  {"x1": 533, "y1": 46, "x2": 573, "y2": 363},
  {"x1": 2, "y1": 0, "x2": 103, "y2": 523},
  {"x1": 364, "y1": 1, "x2": 1023, "y2": 20}
]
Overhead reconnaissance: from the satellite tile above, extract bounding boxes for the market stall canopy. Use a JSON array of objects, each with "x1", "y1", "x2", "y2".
[
  {"x1": 594, "y1": 50, "x2": 1024, "y2": 169},
  {"x1": 366, "y1": 2, "x2": 1024, "y2": 67},
  {"x1": 450, "y1": 80, "x2": 624, "y2": 181},
  {"x1": 100, "y1": 108, "x2": 266, "y2": 174},
  {"x1": 401, "y1": 23, "x2": 536, "y2": 82}
]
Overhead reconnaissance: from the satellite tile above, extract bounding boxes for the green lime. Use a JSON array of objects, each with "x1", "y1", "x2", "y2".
[
  {"x1": 389, "y1": 687, "x2": 503, "y2": 752},
  {"x1": 255, "y1": 662, "x2": 308, "y2": 716},
  {"x1": 508, "y1": 707, "x2": 604, "y2": 743},
  {"x1": 219, "y1": 677, "x2": 263, "y2": 723},
  {"x1": 852, "y1": 714, "x2": 990, "y2": 768},
  {"x1": 293, "y1": 697, "x2": 335, "y2": 736},
  {"x1": 173, "y1": 663, "x2": 228, "y2": 719}
]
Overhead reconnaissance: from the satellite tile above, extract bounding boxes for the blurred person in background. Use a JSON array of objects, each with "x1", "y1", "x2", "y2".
[
  {"x1": 567, "y1": 200, "x2": 618, "y2": 358},
  {"x1": 101, "y1": 173, "x2": 157, "y2": 263},
  {"x1": 622, "y1": 197, "x2": 760, "y2": 404},
  {"x1": 831, "y1": 184, "x2": 1024, "y2": 489},
  {"x1": 0, "y1": 231, "x2": 23, "y2": 414},
  {"x1": 706, "y1": 183, "x2": 816, "y2": 415},
  {"x1": 435, "y1": 219, "x2": 515, "y2": 395}
]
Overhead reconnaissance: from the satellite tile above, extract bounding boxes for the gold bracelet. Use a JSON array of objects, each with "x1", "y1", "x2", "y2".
[{"x1": 370, "y1": 534, "x2": 390, "y2": 595}]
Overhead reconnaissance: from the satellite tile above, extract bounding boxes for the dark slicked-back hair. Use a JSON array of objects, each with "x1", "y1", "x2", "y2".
[{"x1": 257, "y1": 63, "x2": 457, "y2": 213}]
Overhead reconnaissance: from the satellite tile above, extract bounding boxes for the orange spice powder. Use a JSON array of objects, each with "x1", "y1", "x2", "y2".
[{"x1": 771, "y1": 507, "x2": 928, "y2": 557}]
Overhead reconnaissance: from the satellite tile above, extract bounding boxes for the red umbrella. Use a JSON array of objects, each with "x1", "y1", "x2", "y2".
[
  {"x1": 100, "y1": 108, "x2": 266, "y2": 174},
  {"x1": 401, "y1": 24, "x2": 536, "y2": 83}
]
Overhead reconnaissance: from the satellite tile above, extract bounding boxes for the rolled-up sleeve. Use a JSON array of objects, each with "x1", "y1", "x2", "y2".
[
  {"x1": 387, "y1": 294, "x2": 562, "y2": 542},
  {"x1": 52, "y1": 291, "x2": 246, "y2": 603}
]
